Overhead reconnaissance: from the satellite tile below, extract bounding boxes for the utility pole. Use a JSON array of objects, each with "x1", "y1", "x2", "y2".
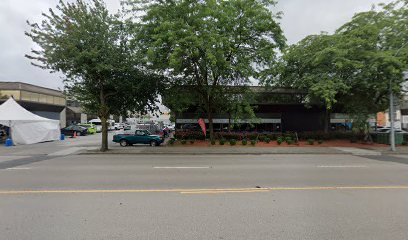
[
  {"x1": 389, "y1": 42, "x2": 407, "y2": 152},
  {"x1": 390, "y1": 84, "x2": 396, "y2": 151}
]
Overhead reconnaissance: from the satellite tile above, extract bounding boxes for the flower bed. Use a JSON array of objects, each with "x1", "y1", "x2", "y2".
[{"x1": 167, "y1": 139, "x2": 387, "y2": 148}]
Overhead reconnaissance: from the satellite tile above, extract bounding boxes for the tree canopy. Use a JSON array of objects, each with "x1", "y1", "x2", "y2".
[
  {"x1": 26, "y1": 0, "x2": 161, "y2": 151},
  {"x1": 124, "y1": 0, "x2": 286, "y2": 139},
  {"x1": 265, "y1": 0, "x2": 408, "y2": 131}
]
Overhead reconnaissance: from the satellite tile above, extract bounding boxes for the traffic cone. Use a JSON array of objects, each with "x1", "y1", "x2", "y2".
[{"x1": 73, "y1": 131, "x2": 77, "y2": 138}]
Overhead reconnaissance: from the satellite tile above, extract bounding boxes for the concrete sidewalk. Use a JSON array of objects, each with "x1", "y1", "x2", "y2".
[{"x1": 85, "y1": 146, "x2": 393, "y2": 156}]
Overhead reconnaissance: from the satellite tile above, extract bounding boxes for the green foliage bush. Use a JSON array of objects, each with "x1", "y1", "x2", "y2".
[
  {"x1": 265, "y1": 137, "x2": 271, "y2": 143},
  {"x1": 250, "y1": 140, "x2": 257, "y2": 146},
  {"x1": 174, "y1": 131, "x2": 205, "y2": 140},
  {"x1": 277, "y1": 136, "x2": 283, "y2": 145},
  {"x1": 318, "y1": 139, "x2": 323, "y2": 144},
  {"x1": 219, "y1": 138, "x2": 226, "y2": 145},
  {"x1": 242, "y1": 139, "x2": 248, "y2": 145},
  {"x1": 168, "y1": 139, "x2": 175, "y2": 145},
  {"x1": 229, "y1": 139, "x2": 237, "y2": 146},
  {"x1": 307, "y1": 139, "x2": 315, "y2": 145},
  {"x1": 216, "y1": 132, "x2": 244, "y2": 140},
  {"x1": 181, "y1": 139, "x2": 187, "y2": 145},
  {"x1": 211, "y1": 140, "x2": 216, "y2": 145},
  {"x1": 258, "y1": 135, "x2": 265, "y2": 142}
]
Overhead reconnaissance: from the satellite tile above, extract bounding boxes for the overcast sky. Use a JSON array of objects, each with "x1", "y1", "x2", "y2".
[{"x1": 0, "y1": 0, "x2": 393, "y2": 90}]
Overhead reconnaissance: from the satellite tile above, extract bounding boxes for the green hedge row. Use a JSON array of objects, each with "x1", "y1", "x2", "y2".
[{"x1": 174, "y1": 131, "x2": 365, "y2": 141}]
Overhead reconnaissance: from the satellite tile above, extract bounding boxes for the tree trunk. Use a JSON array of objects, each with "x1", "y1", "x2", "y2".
[
  {"x1": 208, "y1": 110, "x2": 214, "y2": 141},
  {"x1": 100, "y1": 115, "x2": 108, "y2": 152},
  {"x1": 228, "y1": 112, "x2": 231, "y2": 132},
  {"x1": 99, "y1": 89, "x2": 109, "y2": 152},
  {"x1": 324, "y1": 108, "x2": 330, "y2": 133}
]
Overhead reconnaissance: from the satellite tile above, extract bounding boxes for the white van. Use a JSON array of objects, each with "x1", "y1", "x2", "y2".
[
  {"x1": 89, "y1": 119, "x2": 116, "y2": 131},
  {"x1": 88, "y1": 119, "x2": 102, "y2": 132}
]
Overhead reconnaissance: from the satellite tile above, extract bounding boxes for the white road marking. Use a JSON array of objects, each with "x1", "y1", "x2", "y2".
[
  {"x1": 317, "y1": 165, "x2": 367, "y2": 168},
  {"x1": 153, "y1": 166, "x2": 210, "y2": 169},
  {"x1": 5, "y1": 167, "x2": 31, "y2": 170}
]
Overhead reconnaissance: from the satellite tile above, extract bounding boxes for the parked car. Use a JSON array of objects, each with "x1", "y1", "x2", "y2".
[
  {"x1": 124, "y1": 124, "x2": 132, "y2": 130},
  {"x1": 167, "y1": 124, "x2": 175, "y2": 132},
  {"x1": 111, "y1": 123, "x2": 123, "y2": 130},
  {"x1": 61, "y1": 125, "x2": 88, "y2": 136},
  {"x1": 88, "y1": 119, "x2": 102, "y2": 132},
  {"x1": 77, "y1": 123, "x2": 97, "y2": 134},
  {"x1": 113, "y1": 129, "x2": 164, "y2": 147}
]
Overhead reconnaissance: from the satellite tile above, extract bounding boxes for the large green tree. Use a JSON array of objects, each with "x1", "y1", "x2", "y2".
[
  {"x1": 26, "y1": 0, "x2": 161, "y2": 151},
  {"x1": 267, "y1": 0, "x2": 408, "y2": 132},
  {"x1": 124, "y1": 0, "x2": 285, "y2": 140}
]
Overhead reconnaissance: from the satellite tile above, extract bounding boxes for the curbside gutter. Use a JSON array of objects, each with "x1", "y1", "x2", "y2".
[{"x1": 81, "y1": 146, "x2": 385, "y2": 155}]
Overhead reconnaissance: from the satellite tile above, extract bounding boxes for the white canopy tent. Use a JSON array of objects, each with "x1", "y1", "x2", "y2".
[{"x1": 0, "y1": 98, "x2": 61, "y2": 145}]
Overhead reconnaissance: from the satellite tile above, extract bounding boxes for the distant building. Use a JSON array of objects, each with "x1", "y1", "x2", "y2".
[
  {"x1": 0, "y1": 82, "x2": 67, "y2": 127},
  {"x1": 66, "y1": 99, "x2": 87, "y2": 125}
]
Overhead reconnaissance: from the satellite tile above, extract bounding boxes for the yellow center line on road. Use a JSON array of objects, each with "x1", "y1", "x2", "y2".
[
  {"x1": 0, "y1": 186, "x2": 408, "y2": 195},
  {"x1": 181, "y1": 190, "x2": 270, "y2": 194}
]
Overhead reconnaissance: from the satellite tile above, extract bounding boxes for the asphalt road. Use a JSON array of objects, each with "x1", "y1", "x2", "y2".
[{"x1": 1, "y1": 154, "x2": 408, "y2": 239}]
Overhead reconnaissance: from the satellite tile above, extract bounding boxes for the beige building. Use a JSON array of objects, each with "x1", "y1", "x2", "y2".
[{"x1": 0, "y1": 82, "x2": 67, "y2": 127}]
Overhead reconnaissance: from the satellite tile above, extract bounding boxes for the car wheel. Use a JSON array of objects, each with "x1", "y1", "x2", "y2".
[
  {"x1": 120, "y1": 139, "x2": 128, "y2": 147},
  {"x1": 150, "y1": 140, "x2": 157, "y2": 147}
]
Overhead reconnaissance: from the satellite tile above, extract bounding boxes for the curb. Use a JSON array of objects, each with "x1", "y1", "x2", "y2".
[{"x1": 81, "y1": 150, "x2": 349, "y2": 155}]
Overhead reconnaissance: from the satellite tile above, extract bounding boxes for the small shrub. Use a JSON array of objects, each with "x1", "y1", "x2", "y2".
[
  {"x1": 307, "y1": 139, "x2": 315, "y2": 145},
  {"x1": 181, "y1": 139, "x2": 187, "y2": 145},
  {"x1": 265, "y1": 137, "x2": 271, "y2": 143},
  {"x1": 258, "y1": 135, "x2": 265, "y2": 142},
  {"x1": 211, "y1": 140, "x2": 216, "y2": 145},
  {"x1": 168, "y1": 139, "x2": 175, "y2": 145},
  {"x1": 269, "y1": 134, "x2": 277, "y2": 141},
  {"x1": 287, "y1": 139, "x2": 294, "y2": 145},
  {"x1": 277, "y1": 137, "x2": 283, "y2": 145},
  {"x1": 230, "y1": 139, "x2": 237, "y2": 146},
  {"x1": 219, "y1": 138, "x2": 226, "y2": 145},
  {"x1": 250, "y1": 140, "x2": 257, "y2": 146},
  {"x1": 242, "y1": 139, "x2": 248, "y2": 145},
  {"x1": 318, "y1": 139, "x2": 323, "y2": 144},
  {"x1": 248, "y1": 134, "x2": 258, "y2": 140},
  {"x1": 350, "y1": 136, "x2": 358, "y2": 143},
  {"x1": 285, "y1": 136, "x2": 292, "y2": 143}
]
